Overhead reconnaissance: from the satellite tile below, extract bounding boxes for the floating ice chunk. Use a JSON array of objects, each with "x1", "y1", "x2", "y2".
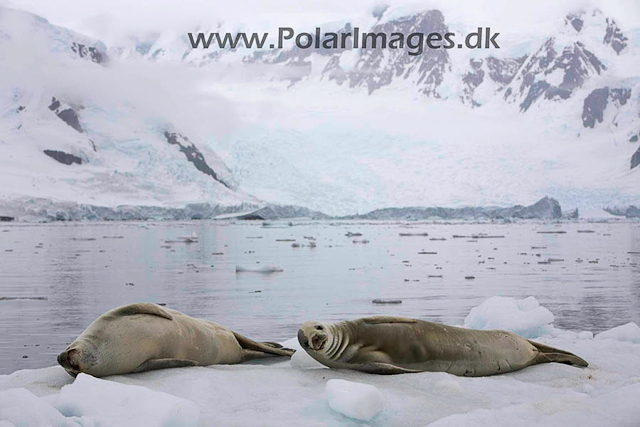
[
  {"x1": 372, "y1": 298, "x2": 402, "y2": 304},
  {"x1": 326, "y1": 379, "x2": 384, "y2": 421},
  {"x1": 595, "y1": 322, "x2": 640, "y2": 343},
  {"x1": 55, "y1": 373, "x2": 200, "y2": 427},
  {"x1": 0, "y1": 388, "x2": 84, "y2": 427},
  {"x1": 281, "y1": 337, "x2": 326, "y2": 369},
  {"x1": 178, "y1": 232, "x2": 198, "y2": 243},
  {"x1": 235, "y1": 265, "x2": 284, "y2": 273},
  {"x1": 463, "y1": 296, "x2": 554, "y2": 338}
]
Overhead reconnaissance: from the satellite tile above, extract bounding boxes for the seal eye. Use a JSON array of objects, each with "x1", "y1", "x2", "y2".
[{"x1": 315, "y1": 325, "x2": 324, "y2": 331}]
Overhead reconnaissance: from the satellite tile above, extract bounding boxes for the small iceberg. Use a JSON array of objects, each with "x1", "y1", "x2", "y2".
[
  {"x1": 326, "y1": 379, "x2": 384, "y2": 421},
  {"x1": 235, "y1": 265, "x2": 284, "y2": 273}
]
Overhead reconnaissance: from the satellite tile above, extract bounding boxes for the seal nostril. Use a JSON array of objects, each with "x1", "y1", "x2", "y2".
[
  {"x1": 57, "y1": 351, "x2": 67, "y2": 367},
  {"x1": 59, "y1": 349, "x2": 80, "y2": 371}
]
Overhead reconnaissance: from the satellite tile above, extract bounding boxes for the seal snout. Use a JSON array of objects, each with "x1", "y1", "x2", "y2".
[{"x1": 57, "y1": 348, "x2": 80, "y2": 375}]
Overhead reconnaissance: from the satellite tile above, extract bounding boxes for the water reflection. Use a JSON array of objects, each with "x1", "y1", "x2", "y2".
[{"x1": 0, "y1": 220, "x2": 639, "y2": 374}]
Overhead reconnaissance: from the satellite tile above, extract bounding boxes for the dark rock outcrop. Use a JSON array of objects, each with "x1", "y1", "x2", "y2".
[
  {"x1": 565, "y1": 11, "x2": 627, "y2": 54},
  {"x1": 582, "y1": 88, "x2": 609, "y2": 128},
  {"x1": 520, "y1": 81, "x2": 551, "y2": 112},
  {"x1": 632, "y1": 147, "x2": 640, "y2": 170},
  {"x1": 48, "y1": 97, "x2": 84, "y2": 133},
  {"x1": 582, "y1": 87, "x2": 631, "y2": 128},
  {"x1": 71, "y1": 42, "x2": 106, "y2": 64},
  {"x1": 324, "y1": 10, "x2": 450, "y2": 97},
  {"x1": 507, "y1": 37, "x2": 606, "y2": 112},
  {"x1": 43, "y1": 150, "x2": 82, "y2": 165},
  {"x1": 163, "y1": 131, "x2": 231, "y2": 189},
  {"x1": 461, "y1": 59, "x2": 484, "y2": 106},
  {"x1": 486, "y1": 56, "x2": 526, "y2": 85},
  {"x1": 603, "y1": 18, "x2": 628, "y2": 54},
  {"x1": 462, "y1": 56, "x2": 526, "y2": 105},
  {"x1": 565, "y1": 13, "x2": 584, "y2": 32}
]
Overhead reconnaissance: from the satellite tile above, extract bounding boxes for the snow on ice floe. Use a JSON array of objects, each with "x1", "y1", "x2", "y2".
[
  {"x1": 0, "y1": 388, "x2": 85, "y2": 427},
  {"x1": 325, "y1": 379, "x2": 384, "y2": 421},
  {"x1": 1, "y1": 373, "x2": 199, "y2": 427},
  {"x1": 427, "y1": 382, "x2": 640, "y2": 427},
  {"x1": 463, "y1": 296, "x2": 555, "y2": 338},
  {"x1": 595, "y1": 322, "x2": 640, "y2": 343},
  {"x1": 1, "y1": 297, "x2": 639, "y2": 427}
]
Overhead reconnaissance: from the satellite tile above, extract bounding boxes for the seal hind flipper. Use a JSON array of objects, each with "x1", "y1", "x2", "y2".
[
  {"x1": 260, "y1": 342, "x2": 284, "y2": 349},
  {"x1": 240, "y1": 349, "x2": 287, "y2": 362},
  {"x1": 362, "y1": 316, "x2": 418, "y2": 325},
  {"x1": 353, "y1": 362, "x2": 421, "y2": 375},
  {"x1": 132, "y1": 358, "x2": 199, "y2": 373},
  {"x1": 232, "y1": 331, "x2": 295, "y2": 357},
  {"x1": 109, "y1": 303, "x2": 173, "y2": 320},
  {"x1": 528, "y1": 340, "x2": 588, "y2": 367}
]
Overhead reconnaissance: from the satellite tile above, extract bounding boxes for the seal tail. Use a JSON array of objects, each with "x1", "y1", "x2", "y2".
[
  {"x1": 528, "y1": 340, "x2": 588, "y2": 367},
  {"x1": 232, "y1": 331, "x2": 295, "y2": 358}
]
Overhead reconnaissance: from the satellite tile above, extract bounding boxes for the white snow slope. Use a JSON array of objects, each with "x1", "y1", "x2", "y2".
[
  {"x1": 0, "y1": 7, "x2": 251, "y2": 211},
  {"x1": 1, "y1": 296, "x2": 639, "y2": 426}
]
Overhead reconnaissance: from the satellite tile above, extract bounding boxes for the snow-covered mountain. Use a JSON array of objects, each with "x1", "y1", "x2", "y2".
[
  {"x1": 0, "y1": 6, "x2": 251, "y2": 215},
  {"x1": 1, "y1": 5, "x2": 639, "y2": 218},
  {"x1": 116, "y1": 8, "x2": 637, "y2": 119}
]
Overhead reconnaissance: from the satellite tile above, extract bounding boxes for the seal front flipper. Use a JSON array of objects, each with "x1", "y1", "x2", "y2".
[
  {"x1": 528, "y1": 340, "x2": 588, "y2": 367},
  {"x1": 132, "y1": 358, "x2": 199, "y2": 373},
  {"x1": 108, "y1": 303, "x2": 173, "y2": 320},
  {"x1": 353, "y1": 362, "x2": 421, "y2": 375}
]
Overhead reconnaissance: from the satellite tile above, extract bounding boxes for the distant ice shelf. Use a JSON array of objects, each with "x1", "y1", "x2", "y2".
[{"x1": 0, "y1": 196, "x2": 593, "y2": 223}]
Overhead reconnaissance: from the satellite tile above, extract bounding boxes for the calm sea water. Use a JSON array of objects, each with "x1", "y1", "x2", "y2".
[{"x1": 1, "y1": 220, "x2": 639, "y2": 374}]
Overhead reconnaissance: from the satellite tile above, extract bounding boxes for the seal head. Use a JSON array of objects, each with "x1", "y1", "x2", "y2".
[
  {"x1": 57, "y1": 340, "x2": 101, "y2": 377},
  {"x1": 298, "y1": 321, "x2": 331, "y2": 352}
]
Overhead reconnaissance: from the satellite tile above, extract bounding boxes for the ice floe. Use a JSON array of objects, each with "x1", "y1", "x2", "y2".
[{"x1": 1, "y1": 297, "x2": 639, "y2": 426}]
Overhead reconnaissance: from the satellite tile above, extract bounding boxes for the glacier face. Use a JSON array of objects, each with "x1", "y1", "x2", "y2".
[{"x1": 1, "y1": 5, "x2": 639, "y2": 218}]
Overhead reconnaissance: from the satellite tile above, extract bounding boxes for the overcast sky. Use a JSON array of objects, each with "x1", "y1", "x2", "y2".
[{"x1": 3, "y1": 0, "x2": 640, "y2": 45}]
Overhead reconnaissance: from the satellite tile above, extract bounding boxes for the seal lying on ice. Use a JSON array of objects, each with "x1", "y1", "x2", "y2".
[
  {"x1": 297, "y1": 316, "x2": 587, "y2": 376},
  {"x1": 58, "y1": 303, "x2": 294, "y2": 377}
]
